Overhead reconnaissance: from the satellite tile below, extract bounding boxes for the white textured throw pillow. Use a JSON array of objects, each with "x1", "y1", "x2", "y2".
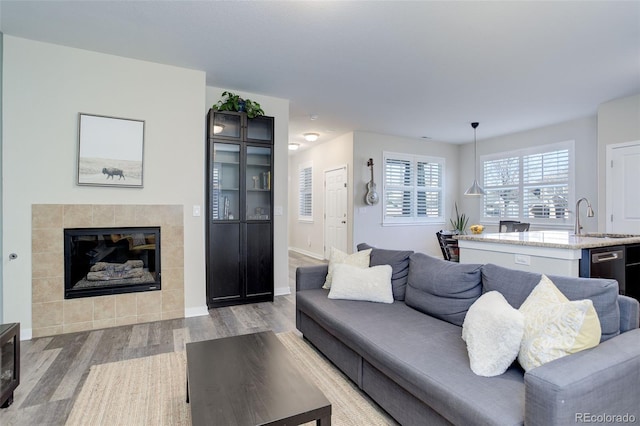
[
  {"x1": 461, "y1": 291, "x2": 524, "y2": 377},
  {"x1": 322, "y1": 247, "x2": 372, "y2": 289},
  {"x1": 518, "y1": 275, "x2": 601, "y2": 372},
  {"x1": 328, "y1": 263, "x2": 394, "y2": 304}
]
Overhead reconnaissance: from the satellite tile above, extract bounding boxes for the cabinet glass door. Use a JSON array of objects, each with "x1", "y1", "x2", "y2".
[
  {"x1": 246, "y1": 116, "x2": 273, "y2": 142},
  {"x1": 211, "y1": 113, "x2": 241, "y2": 139},
  {"x1": 212, "y1": 143, "x2": 240, "y2": 221},
  {"x1": 246, "y1": 146, "x2": 272, "y2": 220}
]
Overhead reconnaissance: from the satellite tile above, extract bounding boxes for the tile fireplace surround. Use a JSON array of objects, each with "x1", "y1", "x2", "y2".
[{"x1": 32, "y1": 204, "x2": 185, "y2": 338}]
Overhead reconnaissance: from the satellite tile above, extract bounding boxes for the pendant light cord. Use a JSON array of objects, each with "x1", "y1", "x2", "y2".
[{"x1": 472, "y1": 122, "x2": 479, "y2": 179}]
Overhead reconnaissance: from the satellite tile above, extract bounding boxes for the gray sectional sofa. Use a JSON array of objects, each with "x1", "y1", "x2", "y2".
[{"x1": 295, "y1": 245, "x2": 640, "y2": 426}]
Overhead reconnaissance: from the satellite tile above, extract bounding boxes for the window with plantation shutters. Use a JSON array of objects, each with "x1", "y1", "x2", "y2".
[
  {"x1": 481, "y1": 141, "x2": 574, "y2": 224},
  {"x1": 383, "y1": 152, "x2": 444, "y2": 224},
  {"x1": 298, "y1": 162, "x2": 313, "y2": 221}
]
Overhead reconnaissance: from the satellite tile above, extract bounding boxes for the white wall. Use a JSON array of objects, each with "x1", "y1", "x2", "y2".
[
  {"x1": 205, "y1": 87, "x2": 290, "y2": 295},
  {"x1": 596, "y1": 93, "x2": 640, "y2": 230},
  {"x1": 288, "y1": 132, "x2": 353, "y2": 259},
  {"x1": 458, "y1": 116, "x2": 598, "y2": 233},
  {"x1": 2, "y1": 36, "x2": 206, "y2": 330},
  {"x1": 352, "y1": 131, "x2": 460, "y2": 257},
  {"x1": 2, "y1": 38, "x2": 293, "y2": 331}
]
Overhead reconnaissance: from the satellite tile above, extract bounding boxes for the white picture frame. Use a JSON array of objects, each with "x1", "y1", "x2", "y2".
[{"x1": 77, "y1": 113, "x2": 145, "y2": 187}]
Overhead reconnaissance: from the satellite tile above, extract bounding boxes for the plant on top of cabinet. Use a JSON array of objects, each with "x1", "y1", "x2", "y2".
[{"x1": 212, "y1": 91, "x2": 265, "y2": 118}]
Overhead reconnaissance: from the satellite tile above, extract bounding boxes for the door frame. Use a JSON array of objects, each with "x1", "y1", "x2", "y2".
[
  {"x1": 606, "y1": 140, "x2": 640, "y2": 233},
  {"x1": 323, "y1": 164, "x2": 349, "y2": 259}
]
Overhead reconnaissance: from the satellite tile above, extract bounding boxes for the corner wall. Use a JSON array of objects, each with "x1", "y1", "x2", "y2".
[
  {"x1": 288, "y1": 132, "x2": 354, "y2": 258},
  {"x1": 2, "y1": 36, "x2": 206, "y2": 336},
  {"x1": 458, "y1": 116, "x2": 598, "y2": 233},
  {"x1": 0, "y1": 32, "x2": 3, "y2": 321},
  {"x1": 596, "y1": 93, "x2": 640, "y2": 230},
  {"x1": 352, "y1": 131, "x2": 459, "y2": 257}
]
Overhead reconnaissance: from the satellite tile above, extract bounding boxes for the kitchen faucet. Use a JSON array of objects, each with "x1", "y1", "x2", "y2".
[{"x1": 574, "y1": 197, "x2": 594, "y2": 235}]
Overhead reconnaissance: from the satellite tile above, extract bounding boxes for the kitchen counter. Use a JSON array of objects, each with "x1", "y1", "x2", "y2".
[
  {"x1": 456, "y1": 230, "x2": 640, "y2": 277},
  {"x1": 456, "y1": 231, "x2": 640, "y2": 249}
]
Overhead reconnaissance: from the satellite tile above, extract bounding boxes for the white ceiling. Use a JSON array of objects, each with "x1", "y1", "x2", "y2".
[{"x1": 1, "y1": 1, "x2": 639, "y2": 148}]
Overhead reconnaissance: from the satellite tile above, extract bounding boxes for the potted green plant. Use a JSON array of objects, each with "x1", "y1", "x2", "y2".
[
  {"x1": 212, "y1": 91, "x2": 265, "y2": 118},
  {"x1": 450, "y1": 202, "x2": 469, "y2": 234}
]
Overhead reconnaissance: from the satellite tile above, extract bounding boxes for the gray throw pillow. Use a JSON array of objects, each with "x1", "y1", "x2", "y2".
[
  {"x1": 481, "y1": 263, "x2": 621, "y2": 341},
  {"x1": 357, "y1": 243, "x2": 414, "y2": 300},
  {"x1": 405, "y1": 252, "x2": 483, "y2": 326}
]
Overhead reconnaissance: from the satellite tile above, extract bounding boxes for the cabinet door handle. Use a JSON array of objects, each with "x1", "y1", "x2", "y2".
[{"x1": 592, "y1": 251, "x2": 623, "y2": 263}]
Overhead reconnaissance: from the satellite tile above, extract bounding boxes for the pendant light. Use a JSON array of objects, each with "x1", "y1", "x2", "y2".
[{"x1": 464, "y1": 122, "x2": 486, "y2": 196}]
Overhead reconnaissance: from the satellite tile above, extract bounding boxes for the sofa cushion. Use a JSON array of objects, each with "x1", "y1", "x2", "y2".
[
  {"x1": 323, "y1": 247, "x2": 372, "y2": 289},
  {"x1": 518, "y1": 275, "x2": 601, "y2": 371},
  {"x1": 357, "y1": 243, "x2": 414, "y2": 300},
  {"x1": 462, "y1": 291, "x2": 524, "y2": 377},
  {"x1": 328, "y1": 263, "x2": 394, "y2": 304},
  {"x1": 405, "y1": 253, "x2": 483, "y2": 326},
  {"x1": 481, "y1": 263, "x2": 620, "y2": 341}
]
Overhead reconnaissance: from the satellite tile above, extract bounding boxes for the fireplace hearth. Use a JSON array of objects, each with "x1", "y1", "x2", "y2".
[{"x1": 64, "y1": 227, "x2": 161, "y2": 299}]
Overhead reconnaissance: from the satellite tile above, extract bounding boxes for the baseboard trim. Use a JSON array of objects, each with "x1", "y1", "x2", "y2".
[
  {"x1": 21, "y1": 328, "x2": 33, "y2": 341},
  {"x1": 185, "y1": 306, "x2": 209, "y2": 317},
  {"x1": 274, "y1": 286, "x2": 291, "y2": 296},
  {"x1": 288, "y1": 246, "x2": 325, "y2": 260}
]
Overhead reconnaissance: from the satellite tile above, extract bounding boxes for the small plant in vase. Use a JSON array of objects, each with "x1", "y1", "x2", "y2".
[
  {"x1": 450, "y1": 202, "x2": 469, "y2": 234},
  {"x1": 212, "y1": 91, "x2": 265, "y2": 118}
]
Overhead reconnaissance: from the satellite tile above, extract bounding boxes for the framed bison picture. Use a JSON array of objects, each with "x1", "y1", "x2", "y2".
[{"x1": 77, "y1": 113, "x2": 145, "y2": 188}]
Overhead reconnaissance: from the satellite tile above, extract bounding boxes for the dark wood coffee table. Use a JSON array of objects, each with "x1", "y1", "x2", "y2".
[{"x1": 186, "y1": 331, "x2": 331, "y2": 425}]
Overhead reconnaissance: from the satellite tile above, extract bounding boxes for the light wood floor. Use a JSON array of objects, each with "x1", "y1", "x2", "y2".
[{"x1": 1, "y1": 251, "x2": 326, "y2": 425}]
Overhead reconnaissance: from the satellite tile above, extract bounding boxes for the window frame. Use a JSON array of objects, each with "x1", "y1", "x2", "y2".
[
  {"x1": 480, "y1": 140, "x2": 575, "y2": 227},
  {"x1": 298, "y1": 161, "x2": 313, "y2": 222},
  {"x1": 382, "y1": 151, "x2": 445, "y2": 225}
]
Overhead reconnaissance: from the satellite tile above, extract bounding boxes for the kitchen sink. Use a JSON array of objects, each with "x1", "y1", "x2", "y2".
[{"x1": 582, "y1": 233, "x2": 636, "y2": 238}]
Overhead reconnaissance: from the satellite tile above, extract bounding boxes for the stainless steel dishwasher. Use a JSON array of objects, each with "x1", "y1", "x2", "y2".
[{"x1": 579, "y1": 245, "x2": 626, "y2": 295}]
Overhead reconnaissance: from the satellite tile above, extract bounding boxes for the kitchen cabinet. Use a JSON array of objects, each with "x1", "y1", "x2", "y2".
[
  {"x1": 625, "y1": 244, "x2": 640, "y2": 301},
  {"x1": 457, "y1": 231, "x2": 640, "y2": 282}
]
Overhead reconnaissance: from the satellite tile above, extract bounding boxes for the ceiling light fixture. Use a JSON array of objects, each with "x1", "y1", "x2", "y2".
[
  {"x1": 288, "y1": 143, "x2": 300, "y2": 151},
  {"x1": 303, "y1": 133, "x2": 320, "y2": 142},
  {"x1": 464, "y1": 122, "x2": 486, "y2": 196}
]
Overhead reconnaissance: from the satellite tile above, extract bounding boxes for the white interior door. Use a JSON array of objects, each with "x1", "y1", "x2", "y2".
[
  {"x1": 324, "y1": 166, "x2": 348, "y2": 259},
  {"x1": 607, "y1": 141, "x2": 640, "y2": 234}
]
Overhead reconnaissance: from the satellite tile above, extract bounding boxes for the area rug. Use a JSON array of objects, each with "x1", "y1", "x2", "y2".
[{"x1": 66, "y1": 331, "x2": 395, "y2": 425}]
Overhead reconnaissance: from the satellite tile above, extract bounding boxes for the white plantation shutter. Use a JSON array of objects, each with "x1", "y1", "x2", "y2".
[
  {"x1": 417, "y1": 161, "x2": 442, "y2": 217},
  {"x1": 481, "y1": 141, "x2": 573, "y2": 223},
  {"x1": 385, "y1": 158, "x2": 412, "y2": 217},
  {"x1": 384, "y1": 153, "x2": 444, "y2": 224},
  {"x1": 483, "y1": 156, "x2": 520, "y2": 218},
  {"x1": 298, "y1": 163, "x2": 313, "y2": 220},
  {"x1": 212, "y1": 164, "x2": 221, "y2": 219},
  {"x1": 523, "y1": 149, "x2": 570, "y2": 219}
]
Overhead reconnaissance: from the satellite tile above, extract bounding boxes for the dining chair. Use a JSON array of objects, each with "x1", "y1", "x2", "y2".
[{"x1": 499, "y1": 220, "x2": 520, "y2": 233}]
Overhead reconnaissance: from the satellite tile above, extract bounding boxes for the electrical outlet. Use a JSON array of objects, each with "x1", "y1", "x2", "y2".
[
  {"x1": 193, "y1": 205, "x2": 201, "y2": 217},
  {"x1": 514, "y1": 254, "x2": 531, "y2": 265}
]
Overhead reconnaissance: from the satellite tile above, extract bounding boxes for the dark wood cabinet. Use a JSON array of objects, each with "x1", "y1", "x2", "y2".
[
  {"x1": 0, "y1": 323, "x2": 19, "y2": 409},
  {"x1": 206, "y1": 110, "x2": 274, "y2": 308},
  {"x1": 625, "y1": 244, "x2": 640, "y2": 301}
]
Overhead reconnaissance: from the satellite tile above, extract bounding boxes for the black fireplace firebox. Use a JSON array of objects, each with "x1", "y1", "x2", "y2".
[{"x1": 64, "y1": 227, "x2": 161, "y2": 299}]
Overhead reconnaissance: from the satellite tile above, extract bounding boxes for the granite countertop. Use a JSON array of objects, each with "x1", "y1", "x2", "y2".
[{"x1": 456, "y1": 230, "x2": 640, "y2": 249}]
